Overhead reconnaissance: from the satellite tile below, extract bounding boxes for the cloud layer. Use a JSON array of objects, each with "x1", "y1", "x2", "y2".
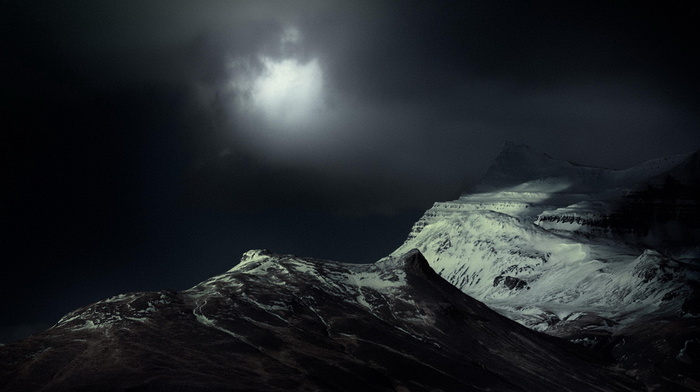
[
  {"x1": 4, "y1": 1, "x2": 699, "y2": 217},
  {"x1": 170, "y1": 2, "x2": 699, "y2": 214}
]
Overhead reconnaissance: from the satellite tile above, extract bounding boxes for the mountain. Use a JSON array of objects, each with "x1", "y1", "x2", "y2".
[
  {"x1": 473, "y1": 142, "x2": 699, "y2": 247},
  {"x1": 2, "y1": 143, "x2": 696, "y2": 391},
  {"x1": 393, "y1": 143, "x2": 700, "y2": 391},
  {"x1": 475, "y1": 142, "x2": 691, "y2": 195},
  {"x1": 0, "y1": 250, "x2": 642, "y2": 391}
]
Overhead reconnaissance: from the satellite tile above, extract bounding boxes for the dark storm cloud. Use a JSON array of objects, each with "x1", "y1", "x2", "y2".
[
  {"x1": 174, "y1": 1, "x2": 700, "y2": 215},
  {"x1": 5, "y1": 1, "x2": 700, "y2": 217}
]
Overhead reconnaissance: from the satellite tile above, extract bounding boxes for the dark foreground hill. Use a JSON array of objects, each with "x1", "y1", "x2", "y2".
[{"x1": 0, "y1": 250, "x2": 641, "y2": 391}]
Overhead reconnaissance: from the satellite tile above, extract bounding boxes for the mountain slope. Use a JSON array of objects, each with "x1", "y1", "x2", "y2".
[
  {"x1": 393, "y1": 143, "x2": 700, "y2": 391},
  {"x1": 394, "y1": 210, "x2": 692, "y2": 332},
  {"x1": 0, "y1": 250, "x2": 641, "y2": 392}
]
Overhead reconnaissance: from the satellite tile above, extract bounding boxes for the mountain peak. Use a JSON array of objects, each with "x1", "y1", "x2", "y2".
[
  {"x1": 227, "y1": 249, "x2": 274, "y2": 272},
  {"x1": 501, "y1": 141, "x2": 552, "y2": 157},
  {"x1": 479, "y1": 143, "x2": 697, "y2": 194},
  {"x1": 500, "y1": 141, "x2": 554, "y2": 158},
  {"x1": 476, "y1": 143, "x2": 570, "y2": 191},
  {"x1": 398, "y1": 249, "x2": 440, "y2": 280}
]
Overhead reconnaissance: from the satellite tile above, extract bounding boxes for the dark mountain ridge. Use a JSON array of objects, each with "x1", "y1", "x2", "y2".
[{"x1": 0, "y1": 250, "x2": 642, "y2": 391}]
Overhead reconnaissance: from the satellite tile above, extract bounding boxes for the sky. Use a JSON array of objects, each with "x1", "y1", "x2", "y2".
[{"x1": 2, "y1": 1, "x2": 699, "y2": 342}]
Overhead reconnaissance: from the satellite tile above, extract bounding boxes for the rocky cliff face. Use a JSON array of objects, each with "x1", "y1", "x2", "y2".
[{"x1": 0, "y1": 250, "x2": 642, "y2": 392}]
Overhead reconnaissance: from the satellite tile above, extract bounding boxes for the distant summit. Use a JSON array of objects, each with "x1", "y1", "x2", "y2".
[
  {"x1": 476, "y1": 142, "x2": 692, "y2": 194},
  {"x1": 476, "y1": 142, "x2": 561, "y2": 191}
]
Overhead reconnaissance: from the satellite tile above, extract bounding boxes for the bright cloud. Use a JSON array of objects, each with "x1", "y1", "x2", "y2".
[
  {"x1": 226, "y1": 25, "x2": 326, "y2": 133},
  {"x1": 252, "y1": 56, "x2": 324, "y2": 127}
]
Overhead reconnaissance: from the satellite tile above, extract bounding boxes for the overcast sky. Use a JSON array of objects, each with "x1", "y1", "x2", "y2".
[{"x1": 2, "y1": 1, "x2": 699, "y2": 341}]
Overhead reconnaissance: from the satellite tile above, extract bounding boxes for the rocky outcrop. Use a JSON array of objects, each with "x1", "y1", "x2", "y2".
[{"x1": 494, "y1": 275, "x2": 529, "y2": 290}]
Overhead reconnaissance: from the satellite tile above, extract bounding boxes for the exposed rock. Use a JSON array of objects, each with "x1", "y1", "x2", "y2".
[{"x1": 493, "y1": 275, "x2": 529, "y2": 290}]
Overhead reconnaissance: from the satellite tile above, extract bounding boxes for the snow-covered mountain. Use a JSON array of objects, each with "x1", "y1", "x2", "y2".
[
  {"x1": 0, "y1": 250, "x2": 641, "y2": 391},
  {"x1": 393, "y1": 142, "x2": 700, "y2": 390},
  {"x1": 1, "y1": 143, "x2": 696, "y2": 391}
]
